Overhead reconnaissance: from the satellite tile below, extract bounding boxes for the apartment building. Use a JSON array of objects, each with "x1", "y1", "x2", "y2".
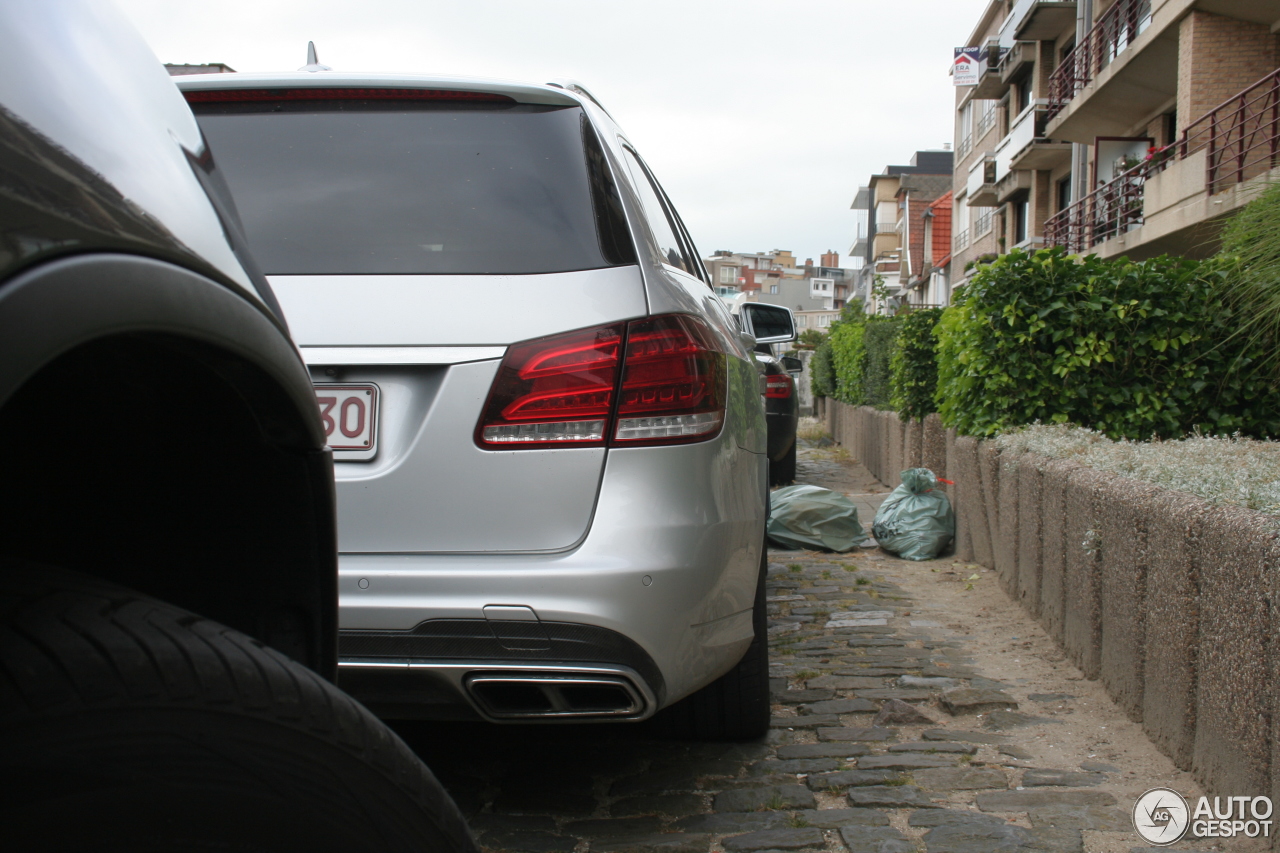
[
  {"x1": 949, "y1": 1, "x2": 1073, "y2": 292},
  {"x1": 849, "y1": 151, "x2": 954, "y2": 312},
  {"x1": 954, "y1": 0, "x2": 1280, "y2": 278},
  {"x1": 703, "y1": 249, "x2": 782, "y2": 298},
  {"x1": 705, "y1": 249, "x2": 856, "y2": 310}
]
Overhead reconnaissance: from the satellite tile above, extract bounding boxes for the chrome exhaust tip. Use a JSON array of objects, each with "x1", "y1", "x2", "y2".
[{"x1": 464, "y1": 672, "x2": 645, "y2": 720}]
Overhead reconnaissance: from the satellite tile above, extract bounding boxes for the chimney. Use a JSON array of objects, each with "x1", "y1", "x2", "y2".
[{"x1": 805, "y1": 258, "x2": 813, "y2": 267}]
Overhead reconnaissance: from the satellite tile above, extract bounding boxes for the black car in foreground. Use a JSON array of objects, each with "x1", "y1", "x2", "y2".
[{"x1": 0, "y1": 4, "x2": 473, "y2": 850}]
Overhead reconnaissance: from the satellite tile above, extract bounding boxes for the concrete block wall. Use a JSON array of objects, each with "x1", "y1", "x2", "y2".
[
  {"x1": 946, "y1": 426, "x2": 972, "y2": 562},
  {"x1": 1063, "y1": 468, "x2": 1110, "y2": 681},
  {"x1": 1016, "y1": 456, "x2": 1045, "y2": 617},
  {"x1": 825, "y1": 401, "x2": 1279, "y2": 809},
  {"x1": 904, "y1": 419, "x2": 922, "y2": 473},
  {"x1": 923, "y1": 414, "x2": 946, "y2": 479},
  {"x1": 1193, "y1": 507, "x2": 1275, "y2": 797},
  {"x1": 1143, "y1": 491, "x2": 1208, "y2": 771},
  {"x1": 978, "y1": 443, "x2": 1002, "y2": 561},
  {"x1": 955, "y1": 436, "x2": 992, "y2": 568},
  {"x1": 1097, "y1": 477, "x2": 1163, "y2": 723},
  {"x1": 1038, "y1": 458, "x2": 1078, "y2": 647},
  {"x1": 995, "y1": 449, "x2": 1022, "y2": 598},
  {"x1": 886, "y1": 411, "x2": 903, "y2": 488}
]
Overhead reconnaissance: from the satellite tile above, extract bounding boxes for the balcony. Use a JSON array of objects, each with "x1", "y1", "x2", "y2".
[
  {"x1": 952, "y1": 228, "x2": 970, "y2": 253},
  {"x1": 874, "y1": 221, "x2": 898, "y2": 234},
  {"x1": 996, "y1": 169, "x2": 1034, "y2": 204},
  {"x1": 998, "y1": 41, "x2": 1037, "y2": 87},
  {"x1": 1004, "y1": 0, "x2": 1078, "y2": 41},
  {"x1": 1043, "y1": 157, "x2": 1150, "y2": 253},
  {"x1": 966, "y1": 156, "x2": 998, "y2": 206},
  {"x1": 1045, "y1": 0, "x2": 1182, "y2": 144},
  {"x1": 1045, "y1": 67, "x2": 1280, "y2": 255},
  {"x1": 994, "y1": 103, "x2": 1072, "y2": 182},
  {"x1": 967, "y1": 40, "x2": 1007, "y2": 100},
  {"x1": 1047, "y1": 0, "x2": 1152, "y2": 121}
]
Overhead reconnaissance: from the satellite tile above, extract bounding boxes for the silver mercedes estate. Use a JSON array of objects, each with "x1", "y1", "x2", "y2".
[{"x1": 178, "y1": 70, "x2": 792, "y2": 739}]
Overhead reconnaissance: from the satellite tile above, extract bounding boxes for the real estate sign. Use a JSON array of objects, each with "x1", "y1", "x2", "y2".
[{"x1": 953, "y1": 48, "x2": 981, "y2": 86}]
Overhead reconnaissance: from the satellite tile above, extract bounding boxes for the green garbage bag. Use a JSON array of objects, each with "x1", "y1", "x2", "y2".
[
  {"x1": 767, "y1": 484, "x2": 869, "y2": 552},
  {"x1": 872, "y1": 468, "x2": 955, "y2": 561}
]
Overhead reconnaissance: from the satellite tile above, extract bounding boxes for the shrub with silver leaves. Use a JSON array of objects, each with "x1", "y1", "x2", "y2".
[{"x1": 995, "y1": 423, "x2": 1280, "y2": 516}]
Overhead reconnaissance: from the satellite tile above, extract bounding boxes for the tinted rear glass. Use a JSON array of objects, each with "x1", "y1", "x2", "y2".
[{"x1": 194, "y1": 101, "x2": 629, "y2": 275}]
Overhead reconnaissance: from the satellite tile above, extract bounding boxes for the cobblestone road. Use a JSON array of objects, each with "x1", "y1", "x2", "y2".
[{"x1": 394, "y1": 439, "x2": 1224, "y2": 853}]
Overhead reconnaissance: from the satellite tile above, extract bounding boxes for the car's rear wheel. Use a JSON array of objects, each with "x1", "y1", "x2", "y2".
[
  {"x1": 0, "y1": 564, "x2": 478, "y2": 853},
  {"x1": 651, "y1": 545, "x2": 770, "y2": 741},
  {"x1": 770, "y1": 440, "x2": 797, "y2": 486}
]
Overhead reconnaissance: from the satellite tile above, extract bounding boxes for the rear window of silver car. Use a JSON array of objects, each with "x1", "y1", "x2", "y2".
[{"x1": 193, "y1": 100, "x2": 634, "y2": 275}]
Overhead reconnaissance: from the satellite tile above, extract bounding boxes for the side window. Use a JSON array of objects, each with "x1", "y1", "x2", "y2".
[
  {"x1": 663, "y1": 189, "x2": 710, "y2": 285},
  {"x1": 621, "y1": 147, "x2": 691, "y2": 274}
]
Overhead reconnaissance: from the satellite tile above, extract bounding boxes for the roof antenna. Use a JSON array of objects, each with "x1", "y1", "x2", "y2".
[{"x1": 299, "y1": 41, "x2": 332, "y2": 72}]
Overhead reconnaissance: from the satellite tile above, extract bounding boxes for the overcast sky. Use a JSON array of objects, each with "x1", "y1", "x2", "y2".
[{"x1": 117, "y1": 0, "x2": 977, "y2": 267}]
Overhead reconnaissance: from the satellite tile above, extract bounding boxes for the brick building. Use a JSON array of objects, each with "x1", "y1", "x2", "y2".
[
  {"x1": 849, "y1": 151, "x2": 954, "y2": 313},
  {"x1": 952, "y1": 0, "x2": 1280, "y2": 284},
  {"x1": 909, "y1": 191, "x2": 953, "y2": 307}
]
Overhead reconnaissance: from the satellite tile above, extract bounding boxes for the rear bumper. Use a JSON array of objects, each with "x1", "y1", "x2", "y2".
[
  {"x1": 336, "y1": 436, "x2": 768, "y2": 719},
  {"x1": 765, "y1": 409, "x2": 798, "y2": 461}
]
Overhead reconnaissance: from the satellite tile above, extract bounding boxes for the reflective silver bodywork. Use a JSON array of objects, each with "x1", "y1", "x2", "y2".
[{"x1": 178, "y1": 71, "x2": 767, "y2": 720}]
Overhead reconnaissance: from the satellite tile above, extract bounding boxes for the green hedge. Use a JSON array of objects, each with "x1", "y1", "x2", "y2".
[
  {"x1": 829, "y1": 320, "x2": 866, "y2": 404},
  {"x1": 862, "y1": 317, "x2": 901, "y2": 409},
  {"x1": 811, "y1": 338, "x2": 835, "y2": 398},
  {"x1": 934, "y1": 247, "x2": 1280, "y2": 439},
  {"x1": 890, "y1": 307, "x2": 944, "y2": 421}
]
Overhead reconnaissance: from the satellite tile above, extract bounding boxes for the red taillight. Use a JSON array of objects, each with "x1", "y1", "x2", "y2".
[
  {"x1": 765, "y1": 373, "x2": 793, "y2": 399},
  {"x1": 476, "y1": 315, "x2": 726, "y2": 449},
  {"x1": 183, "y1": 88, "x2": 516, "y2": 104},
  {"x1": 477, "y1": 324, "x2": 623, "y2": 447},
  {"x1": 613, "y1": 315, "x2": 725, "y2": 444}
]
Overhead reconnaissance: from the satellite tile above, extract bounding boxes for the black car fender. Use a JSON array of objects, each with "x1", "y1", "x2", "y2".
[{"x1": 0, "y1": 253, "x2": 338, "y2": 677}]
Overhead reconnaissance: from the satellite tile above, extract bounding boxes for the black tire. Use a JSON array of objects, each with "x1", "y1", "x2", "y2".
[
  {"x1": 651, "y1": 546, "x2": 770, "y2": 741},
  {"x1": 770, "y1": 439, "x2": 797, "y2": 486},
  {"x1": 0, "y1": 565, "x2": 478, "y2": 853}
]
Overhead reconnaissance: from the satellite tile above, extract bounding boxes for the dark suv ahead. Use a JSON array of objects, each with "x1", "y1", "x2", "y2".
[{"x1": 0, "y1": 4, "x2": 473, "y2": 850}]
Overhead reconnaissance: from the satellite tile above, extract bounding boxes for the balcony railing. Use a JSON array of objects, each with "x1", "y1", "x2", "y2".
[
  {"x1": 1046, "y1": 66, "x2": 1280, "y2": 253},
  {"x1": 1043, "y1": 142, "x2": 1173, "y2": 253},
  {"x1": 875, "y1": 221, "x2": 898, "y2": 234},
  {"x1": 1181, "y1": 67, "x2": 1280, "y2": 194},
  {"x1": 1047, "y1": 0, "x2": 1152, "y2": 120},
  {"x1": 973, "y1": 209, "x2": 994, "y2": 238},
  {"x1": 952, "y1": 228, "x2": 969, "y2": 252},
  {"x1": 975, "y1": 104, "x2": 997, "y2": 141}
]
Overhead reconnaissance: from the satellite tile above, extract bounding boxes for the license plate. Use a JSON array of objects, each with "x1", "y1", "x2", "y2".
[{"x1": 314, "y1": 384, "x2": 379, "y2": 453}]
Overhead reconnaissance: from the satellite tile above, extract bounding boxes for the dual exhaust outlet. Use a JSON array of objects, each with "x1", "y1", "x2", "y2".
[{"x1": 465, "y1": 671, "x2": 646, "y2": 720}]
